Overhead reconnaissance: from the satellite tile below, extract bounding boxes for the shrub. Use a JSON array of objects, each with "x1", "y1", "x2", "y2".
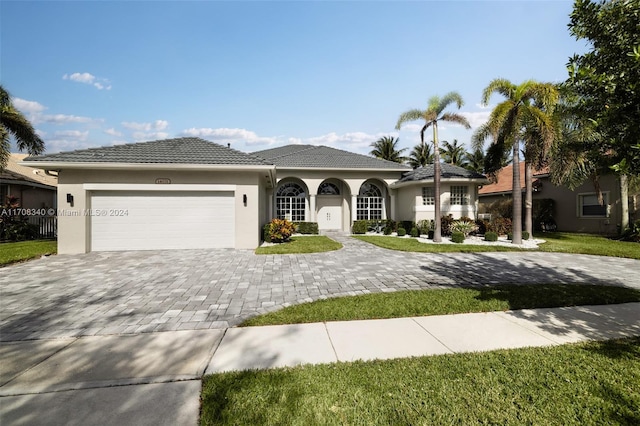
[
  {"x1": 267, "y1": 218, "x2": 296, "y2": 243},
  {"x1": 487, "y1": 199, "x2": 513, "y2": 219},
  {"x1": 410, "y1": 227, "x2": 419, "y2": 237},
  {"x1": 352, "y1": 220, "x2": 367, "y2": 234},
  {"x1": 428, "y1": 230, "x2": 434, "y2": 239},
  {"x1": 507, "y1": 232, "x2": 512, "y2": 240},
  {"x1": 489, "y1": 217, "x2": 512, "y2": 236},
  {"x1": 484, "y1": 231, "x2": 498, "y2": 242},
  {"x1": 621, "y1": 219, "x2": 640, "y2": 242},
  {"x1": 263, "y1": 224, "x2": 272, "y2": 242},
  {"x1": 475, "y1": 219, "x2": 489, "y2": 235},
  {"x1": 417, "y1": 219, "x2": 433, "y2": 235},
  {"x1": 522, "y1": 231, "x2": 530, "y2": 240},
  {"x1": 384, "y1": 219, "x2": 396, "y2": 235},
  {"x1": 294, "y1": 222, "x2": 319, "y2": 235},
  {"x1": 451, "y1": 231, "x2": 465, "y2": 243},
  {"x1": 2, "y1": 220, "x2": 38, "y2": 241},
  {"x1": 441, "y1": 215, "x2": 455, "y2": 236},
  {"x1": 533, "y1": 198, "x2": 555, "y2": 232},
  {"x1": 397, "y1": 227, "x2": 406, "y2": 237},
  {"x1": 451, "y1": 220, "x2": 478, "y2": 236},
  {"x1": 400, "y1": 221, "x2": 415, "y2": 233}
]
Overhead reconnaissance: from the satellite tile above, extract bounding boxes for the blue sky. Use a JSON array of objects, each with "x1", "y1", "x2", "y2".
[{"x1": 2, "y1": 0, "x2": 585, "y2": 156}]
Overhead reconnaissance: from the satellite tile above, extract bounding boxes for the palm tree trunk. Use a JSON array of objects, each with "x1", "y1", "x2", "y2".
[
  {"x1": 525, "y1": 162, "x2": 533, "y2": 237},
  {"x1": 620, "y1": 174, "x2": 629, "y2": 233},
  {"x1": 512, "y1": 141, "x2": 523, "y2": 244},
  {"x1": 433, "y1": 123, "x2": 442, "y2": 242}
]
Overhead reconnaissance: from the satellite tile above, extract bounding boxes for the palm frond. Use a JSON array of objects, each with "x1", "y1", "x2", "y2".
[
  {"x1": 437, "y1": 91, "x2": 465, "y2": 114},
  {"x1": 395, "y1": 109, "x2": 425, "y2": 130},
  {"x1": 439, "y1": 112, "x2": 471, "y2": 129},
  {"x1": 481, "y1": 78, "x2": 515, "y2": 106}
]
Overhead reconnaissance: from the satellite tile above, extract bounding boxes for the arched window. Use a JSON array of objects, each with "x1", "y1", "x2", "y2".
[
  {"x1": 357, "y1": 183, "x2": 383, "y2": 220},
  {"x1": 318, "y1": 182, "x2": 340, "y2": 195},
  {"x1": 276, "y1": 182, "x2": 306, "y2": 221}
]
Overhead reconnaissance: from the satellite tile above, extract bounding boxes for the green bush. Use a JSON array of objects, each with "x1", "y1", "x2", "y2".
[
  {"x1": 451, "y1": 220, "x2": 478, "y2": 236},
  {"x1": 294, "y1": 222, "x2": 319, "y2": 234},
  {"x1": 507, "y1": 232, "x2": 512, "y2": 240},
  {"x1": 263, "y1": 224, "x2": 272, "y2": 242},
  {"x1": 441, "y1": 215, "x2": 455, "y2": 236},
  {"x1": 400, "y1": 221, "x2": 415, "y2": 233},
  {"x1": 489, "y1": 217, "x2": 512, "y2": 236},
  {"x1": 410, "y1": 227, "x2": 419, "y2": 237},
  {"x1": 267, "y1": 218, "x2": 296, "y2": 243},
  {"x1": 451, "y1": 231, "x2": 465, "y2": 243},
  {"x1": 384, "y1": 219, "x2": 396, "y2": 235},
  {"x1": 352, "y1": 220, "x2": 367, "y2": 234},
  {"x1": 484, "y1": 231, "x2": 498, "y2": 242},
  {"x1": 417, "y1": 219, "x2": 433, "y2": 235},
  {"x1": 522, "y1": 231, "x2": 530, "y2": 240},
  {"x1": 2, "y1": 220, "x2": 38, "y2": 241},
  {"x1": 397, "y1": 227, "x2": 406, "y2": 237},
  {"x1": 428, "y1": 230, "x2": 434, "y2": 239}
]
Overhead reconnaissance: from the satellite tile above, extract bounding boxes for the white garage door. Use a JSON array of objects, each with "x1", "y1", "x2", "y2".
[{"x1": 91, "y1": 191, "x2": 235, "y2": 251}]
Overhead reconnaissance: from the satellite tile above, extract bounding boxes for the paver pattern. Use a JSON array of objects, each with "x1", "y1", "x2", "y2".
[{"x1": 2, "y1": 234, "x2": 639, "y2": 341}]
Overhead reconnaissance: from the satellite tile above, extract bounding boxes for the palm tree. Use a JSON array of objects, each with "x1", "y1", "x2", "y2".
[
  {"x1": 408, "y1": 141, "x2": 434, "y2": 169},
  {"x1": 439, "y1": 139, "x2": 466, "y2": 166},
  {"x1": 396, "y1": 92, "x2": 471, "y2": 242},
  {"x1": 476, "y1": 79, "x2": 558, "y2": 244},
  {"x1": 369, "y1": 136, "x2": 408, "y2": 163},
  {"x1": 1, "y1": 85, "x2": 45, "y2": 170},
  {"x1": 463, "y1": 147, "x2": 486, "y2": 173}
]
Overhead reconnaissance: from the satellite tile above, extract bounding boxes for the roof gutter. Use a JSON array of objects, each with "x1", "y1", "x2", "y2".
[
  {"x1": 390, "y1": 177, "x2": 490, "y2": 189},
  {"x1": 18, "y1": 161, "x2": 276, "y2": 173}
]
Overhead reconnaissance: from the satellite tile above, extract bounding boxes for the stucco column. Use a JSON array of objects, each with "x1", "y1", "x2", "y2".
[
  {"x1": 309, "y1": 194, "x2": 316, "y2": 222},
  {"x1": 268, "y1": 192, "x2": 274, "y2": 221},
  {"x1": 351, "y1": 195, "x2": 358, "y2": 221},
  {"x1": 390, "y1": 192, "x2": 396, "y2": 220}
]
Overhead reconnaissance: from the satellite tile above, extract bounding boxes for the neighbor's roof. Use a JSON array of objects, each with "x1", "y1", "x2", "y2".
[
  {"x1": 1, "y1": 154, "x2": 57, "y2": 188},
  {"x1": 478, "y1": 163, "x2": 547, "y2": 195},
  {"x1": 396, "y1": 163, "x2": 487, "y2": 184},
  {"x1": 253, "y1": 145, "x2": 410, "y2": 170},
  {"x1": 23, "y1": 137, "x2": 271, "y2": 166}
]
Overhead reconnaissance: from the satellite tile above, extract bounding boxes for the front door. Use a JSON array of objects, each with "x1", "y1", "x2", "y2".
[{"x1": 317, "y1": 196, "x2": 342, "y2": 230}]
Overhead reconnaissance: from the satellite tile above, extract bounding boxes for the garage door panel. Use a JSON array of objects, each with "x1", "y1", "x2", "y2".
[{"x1": 91, "y1": 191, "x2": 235, "y2": 251}]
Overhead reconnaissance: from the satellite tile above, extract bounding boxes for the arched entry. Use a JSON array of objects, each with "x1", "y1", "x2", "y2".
[
  {"x1": 357, "y1": 181, "x2": 384, "y2": 220},
  {"x1": 316, "y1": 180, "x2": 344, "y2": 230},
  {"x1": 275, "y1": 180, "x2": 307, "y2": 221}
]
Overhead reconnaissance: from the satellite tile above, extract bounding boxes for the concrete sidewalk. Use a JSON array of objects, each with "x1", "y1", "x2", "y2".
[
  {"x1": 1, "y1": 303, "x2": 638, "y2": 425},
  {"x1": 206, "y1": 302, "x2": 640, "y2": 373}
]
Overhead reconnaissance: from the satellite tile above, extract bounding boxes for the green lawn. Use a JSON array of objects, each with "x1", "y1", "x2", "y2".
[
  {"x1": 0, "y1": 240, "x2": 57, "y2": 266},
  {"x1": 201, "y1": 337, "x2": 640, "y2": 425},
  {"x1": 354, "y1": 232, "x2": 640, "y2": 259},
  {"x1": 255, "y1": 236, "x2": 342, "y2": 254},
  {"x1": 240, "y1": 284, "x2": 640, "y2": 326}
]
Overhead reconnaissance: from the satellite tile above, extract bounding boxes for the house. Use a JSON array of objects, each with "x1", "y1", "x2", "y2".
[
  {"x1": 22, "y1": 137, "x2": 487, "y2": 253},
  {"x1": 478, "y1": 163, "x2": 635, "y2": 235},
  {"x1": 1, "y1": 153, "x2": 57, "y2": 209}
]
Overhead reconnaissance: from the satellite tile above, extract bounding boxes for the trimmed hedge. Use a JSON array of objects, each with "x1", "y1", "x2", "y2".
[
  {"x1": 451, "y1": 231, "x2": 465, "y2": 243},
  {"x1": 352, "y1": 220, "x2": 368, "y2": 234},
  {"x1": 484, "y1": 231, "x2": 498, "y2": 242},
  {"x1": 294, "y1": 222, "x2": 319, "y2": 235},
  {"x1": 410, "y1": 227, "x2": 419, "y2": 237},
  {"x1": 397, "y1": 227, "x2": 406, "y2": 237}
]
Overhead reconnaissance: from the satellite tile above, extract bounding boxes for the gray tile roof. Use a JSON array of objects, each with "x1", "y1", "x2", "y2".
[
  {"x1": 253, "y1": 145, "x2": 410, "y2": 170},
  {"x1": 397, "y1": 163, "x2": 486, "y2": 183},
  {"x1": 23, "y1": 137, "x2": 271, "y2": 166}
]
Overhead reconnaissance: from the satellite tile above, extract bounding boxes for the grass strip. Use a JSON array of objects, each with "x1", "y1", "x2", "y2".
[
  {"x1": 255, "y1": 236, "x2": 342, "y2": 254},
  {"x1": 354, "y1": 235, "x2": 520, "y2": 252},
  {"x1": 538, "y1": 232, "x2": 640, "y2": 259},
  {"x1": 0, "y1": 240, "x2": 57, "y2": 266},
  {"x1": 240, "y1": 284, "x2": 640, "y2": 326},
  {"x1": 201, "y1": 337, "x2": 640, "y2": 425}
]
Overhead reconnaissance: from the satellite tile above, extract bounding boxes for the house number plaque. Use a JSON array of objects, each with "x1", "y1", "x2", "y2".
[{"x1": 155, "y1": 178, "x2": 171, "y2": 184}]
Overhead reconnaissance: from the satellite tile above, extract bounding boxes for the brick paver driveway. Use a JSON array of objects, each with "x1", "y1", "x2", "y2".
[{"x1": 2, "y1": 235, "x2": 639, "y2": 341}]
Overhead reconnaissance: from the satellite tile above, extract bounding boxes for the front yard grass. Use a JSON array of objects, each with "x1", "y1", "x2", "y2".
[
  {"x1": 240, "y1": 283, "x2": 640, "y2": 326},
  {"x1": 355, "y1": 232, "x2": 640, "y2": 259},
  {"x1": 0, "y1": 240, "x2": 57, "y2": 266},
  {"x1": 201, "y1": 336, "x2": 640, "y2": 425},
  {"x1": 255, "y1": 236, "x2": 342, "y2": 254}
]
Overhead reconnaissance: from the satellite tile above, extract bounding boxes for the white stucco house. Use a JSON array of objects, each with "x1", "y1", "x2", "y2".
[{"x1": 22, "y1": 137, "x2": 487, "y2": 253}]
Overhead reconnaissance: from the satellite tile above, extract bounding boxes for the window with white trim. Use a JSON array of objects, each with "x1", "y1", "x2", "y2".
[
  {"x1": 450, "y1": 186, "x2": 469, "y2": 205},
  {"x1": 422, "y1": 187, "x2": 434, "y2": 205},
  {"x1": 276, "y1": 182, "x2": 306, "y2": 221},
  {"x1": 578, "y1": 192, "x2": 609, "y2": 217},
  {"x1": 357, "y1": 183, "x2": 383, "y2": 220}
]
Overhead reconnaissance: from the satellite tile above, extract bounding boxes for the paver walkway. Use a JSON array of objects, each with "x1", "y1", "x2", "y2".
[{"x1": 2, "y1": 234, "x2": 640, "y2": 341}]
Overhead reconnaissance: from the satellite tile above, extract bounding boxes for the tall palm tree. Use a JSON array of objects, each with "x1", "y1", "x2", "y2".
[
  {"x1": 1, "y1": 85, "x2": 45, "y2": 170},
  {"x1": 369, "y1": 136, "x2": 408, "y2": 163},
  {"x1": 408, "y1": 141, "x2": 434, "y2": 169},
  {"x1": 439, "y1": 139, "x2": 466, "y2": 166},
  {"x1": 463, "y1": 147, "x2": 486, "y2": 173},
  {"x1": 396, "y1": 92, "x2": 471, "y2": 242},
  {"x1": 476, "y1": 79, "x2": 558, "y2": 244}
]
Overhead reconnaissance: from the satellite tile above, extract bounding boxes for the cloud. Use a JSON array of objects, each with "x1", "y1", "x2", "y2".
[
  {"x1": 104, "y1": 128, "x2": 123, "y2": 137},
  {"x1": 63, "y1": 72, "x2": 112, "y2": 90},
  {"x1": 132, "y1": 131, "x2": 170, "y2": 141},
  {"x1": 13, "y1": 98, "x2": 46, "y2": 114},
  {"x1": 122, "y1": 120, "x2": 169, "y2": 132},
  {"x1": 40, "y1": 114, "x2": 100, "y2": 125},
  {"x1": 53, "y1": 130, "x2": 89, "y2": 140},
  {"x1": 181, "y1": 127, "x2": 279, "y2": 146},
  {"x1": 460, "y1": 110, "x2": 491, "y2": 129}
]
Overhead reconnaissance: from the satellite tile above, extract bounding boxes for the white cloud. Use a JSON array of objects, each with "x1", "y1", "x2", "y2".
[
  {"x1": 460, "y1": 110, "x2": 491, "y2": 129},
  {"x1": 299, "y1": 131, "x2": 395, "y2": 155},
  {"x1": 54, "y1": 130, "x2": 89, "y2": 140},
  {"x1": 122, "y1": 120, "x2": 169, "y2": 132},
  {"x1": 63, "y1": 72, "x2": 111, "y2": 90},
  {"x1": 104, "y1": 128, "x2": 123, "y2": 137},
  {"x1": 181, "y1": 127, "x2": 279, "y2": 146},
  {"x1": 13, "y1": 98, "x2": 46, "y2": 114},
  {"x1": 40, "y1": 114, "x2": 99, "y2": 125},
  {"x1": 132, "y1": 131, "x2": 169, "y2": 141}
]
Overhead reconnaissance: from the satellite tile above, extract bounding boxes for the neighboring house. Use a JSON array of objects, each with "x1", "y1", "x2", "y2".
[
  {"x1": 478, "y1": 163, "x2": 634, "y2": 235},
  {"x1": 1, "y1": 153, "x2": 57, "y2": 209},
  {"x1": 22, "y1": 138, "x2": 488, "y2": 253}
]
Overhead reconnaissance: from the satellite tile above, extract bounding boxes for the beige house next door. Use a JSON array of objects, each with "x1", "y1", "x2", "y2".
[{"x1": 317, "y1": 196, "x2": 342, "y2": 231}]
